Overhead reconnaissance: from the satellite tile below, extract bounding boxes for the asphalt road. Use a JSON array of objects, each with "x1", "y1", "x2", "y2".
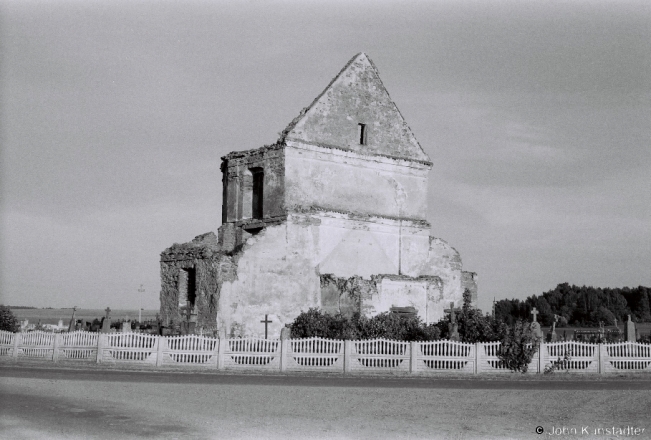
[
  {"x1": 2, "y1": 365, "x2": 651, "y2": 440},
  {"x1": 1, "y1": 365, "x2": 650, "y2": 390}
]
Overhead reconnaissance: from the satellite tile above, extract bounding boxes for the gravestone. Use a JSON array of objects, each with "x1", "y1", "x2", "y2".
[
  {"x1": 625, "y1": 315, "x2": 636, "y2": 342},
  {"x1": 101, "y1": 307, "x2": 112, "y2": 333},
  {"x1": 547, "y1": 315, "x2": 559, "y2": 342},
  {"x1": 280, "y1": 326, "x2": 291, "y2": 341},
  {"x1": 530, "y1": 307, "x2": 543, "y2": 341},
  {"x1": 121, "y1": 320, "x2": 132, "y2": 333},
  {"x1": 188, "y1": 306, "x2": 198, "y2": 335}
]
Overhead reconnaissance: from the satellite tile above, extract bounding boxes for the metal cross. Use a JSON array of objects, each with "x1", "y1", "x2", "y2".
[
  {"x1": 530, "y1": 307, "x2": 539, "y2": 322},
  {"x1": 260, "y1": 314, "x2": 272, "y2": 339}
]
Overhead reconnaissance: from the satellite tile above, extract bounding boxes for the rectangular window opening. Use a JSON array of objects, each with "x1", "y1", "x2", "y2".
[
  {"x1": 179, "y1": 267, "x2": 197, "y2": 309},
  {"x1": 251, "y1": 168, "x2": 264, "y2": 220},
  {"x1": 358, "y1": 123, "x2": 367, "y2": 145}
]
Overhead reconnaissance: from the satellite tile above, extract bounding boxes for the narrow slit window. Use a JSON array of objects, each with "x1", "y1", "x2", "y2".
[{"x1": 358, "y1": 123, "x2": 367, "y2": 145}]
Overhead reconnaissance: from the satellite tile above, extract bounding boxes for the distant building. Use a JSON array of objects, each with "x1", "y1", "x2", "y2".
[{"x1": 160, "y1": 53, "x2": 477, "y2": 337}]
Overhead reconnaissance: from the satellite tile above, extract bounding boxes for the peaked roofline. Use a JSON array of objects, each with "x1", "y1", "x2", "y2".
[
  {"x1": 277, "y1": 53, "x2": 366, "y2": 144},
  {"x1": 276, "y1": 53, "x2": 429, "y2": 163}
]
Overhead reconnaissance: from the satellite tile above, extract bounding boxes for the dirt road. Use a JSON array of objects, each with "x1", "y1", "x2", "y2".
[{"x1": 2, "y1": 366, "x2": 650, "y2": 439}]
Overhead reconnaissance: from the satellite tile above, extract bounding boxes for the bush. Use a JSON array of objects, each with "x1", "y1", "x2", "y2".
[
  {"x1": 0, "y1": 305, "x2": 19, "y2": 332},
  {"x1": 497, "y1": 319, "x2": 540, "y2": 373},
  {"x1": 289, "y1": 308, "x2": 440, "y2": 341},
  {"x1": 435, "y1": 289, "x2": 506, "y2": 343}
]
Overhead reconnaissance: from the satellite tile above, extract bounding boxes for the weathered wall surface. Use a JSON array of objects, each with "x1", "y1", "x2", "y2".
[
  {"x1": 417, "y1": 237, "x2": 465, "y2": 310},
  {"x1": 215, "y1": 212, "x2": 465, "y2": 336},
  {"x1": 159, "y1": 233, "x2": 235, "y2": 332},
  {"x1": 280, "y1": 53, "x2": 430, "y2": 164},
  {"x1": 461, "y1": 271, "x2": 478, "y2": 306},
  {"x1": 216, "y1": 221, "x2": 321, "y2": 338},
  {"x1": 284, "y1": 143, "x2": 430, "y2": 221},
  {"x1": 368, "y1": 276, "x2": 444, "y2": 324},
  {"x1": 221, "y1": 144, "x2": 285, "y2": 225}
]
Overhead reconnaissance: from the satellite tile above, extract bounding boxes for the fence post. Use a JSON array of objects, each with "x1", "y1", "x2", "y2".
[
  {"x1": 536, "y1": 343, "x2": 542, "y2": 374},
  {"x1": 409, "y1": 341, "x2": 418, "y2": 374},
  {"x1": 12, "y1": 333, "x2": 21, "y2": 361},
  {"x1": 212, "y1": 337, "x2": 220, "y2": 369},
  {"x1": 156, "y1": 336, "x2": 165, "y2": 367},
  {"x1": 52, "y1": 333, "x2": 60, "y2": 363},
  {"x1": 279, "y1": 338, "x2": 287, "y2": 372},
  {"x1": 598, "y1": 343, "x2": 604, "y2": 374},
  {"x1": 343, "y1": 340, "x2": 352, "y2": 375},
  {"x1": 217, "y1": 337, "x2": 226, "y2": 370},
  {"x1": 96, "y1": 333, "x2": 104, "y2": 363},
  {"x1": 474, "y1": 343, "x2": 479, "y2": 374}
]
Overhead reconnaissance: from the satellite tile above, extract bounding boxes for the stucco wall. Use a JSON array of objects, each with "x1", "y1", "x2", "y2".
[
  {"x1": 284, "y1": 142, "x2": 430, "y2": 221},
  {"x1": 215, "y1": 213, "x2": 464, "y2": 337}
]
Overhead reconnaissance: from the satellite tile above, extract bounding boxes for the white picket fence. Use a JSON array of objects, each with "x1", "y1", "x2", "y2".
[{"x1": 2, "y1": 330, "x2": 650, "y2": 375}]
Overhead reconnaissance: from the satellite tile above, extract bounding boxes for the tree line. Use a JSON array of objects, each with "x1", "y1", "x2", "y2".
[{"x1": 494, "y1": 283, "x2": 651, "y2": 327}]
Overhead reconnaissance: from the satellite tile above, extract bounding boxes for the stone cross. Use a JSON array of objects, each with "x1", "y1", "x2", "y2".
[
  {"x1": 625, "y1": 314, "x2": 636, "y2": 342},
  {"x1": 529, "y1": 307, "x2": 543, "y2": 342},
  {"x1": 530, "y1": 307, "x2": 539, "y2": 323},
  {"x1": 444, "y1": 302, "x2": 461, "y2": 324},
  {"x1": 101, "y1": 307, "x2": 112, "y2": 333},
  {"x1": 68, "y1": 306, "x2": 78, "y2": 332},
  {"x1": 260, "y1": 314, "x2": 272, "y2": 339},
  {"x1": 443, "y1": 302, "x2": 461, "y2": 342}
]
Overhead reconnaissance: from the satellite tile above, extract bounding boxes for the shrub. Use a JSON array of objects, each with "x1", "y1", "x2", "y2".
[
  {"x1": 289, "y1": 308, "x2": 440, "y2": 341},
  {"x1": 497, "y1": 319, "x2": 540, "y2": 373},
  {"x1": 0, "y1": 305, "x2": 19, "y2": 332},
  {"x1": 435, "y1": 289, "x2": 506, "y2": 343}
]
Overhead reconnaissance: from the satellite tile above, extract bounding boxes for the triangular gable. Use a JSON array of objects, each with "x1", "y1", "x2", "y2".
[{"x1": 279, "y1": 53, "x2": 431, "y2": 164}]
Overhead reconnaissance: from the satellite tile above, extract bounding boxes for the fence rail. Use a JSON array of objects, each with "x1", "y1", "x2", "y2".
[{"x1": 2, "y1": 330, "x2": 650, "y2": 375}]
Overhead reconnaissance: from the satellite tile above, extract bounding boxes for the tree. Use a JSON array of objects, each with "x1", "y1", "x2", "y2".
[
  {"x1": 451, "y1": 289, "x2": 506, "y2": 343},
  {"x1": 0, "y1": 305, "x2": 19, "y2": 332}
]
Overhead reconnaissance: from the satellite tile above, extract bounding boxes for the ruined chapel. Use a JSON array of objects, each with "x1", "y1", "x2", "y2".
[{"x1": 160, "y1": 53, "x2": 477, "y2": 337}]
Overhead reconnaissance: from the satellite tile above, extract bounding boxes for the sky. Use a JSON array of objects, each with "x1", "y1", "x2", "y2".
[{"x1": 1, "y1": 0, "x2": 649, "y2": 313}]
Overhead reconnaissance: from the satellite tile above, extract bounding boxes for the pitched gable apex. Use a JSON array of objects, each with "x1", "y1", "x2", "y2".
[{"x1": 279, "y1": 53, "x2": 431, "y2": 164}]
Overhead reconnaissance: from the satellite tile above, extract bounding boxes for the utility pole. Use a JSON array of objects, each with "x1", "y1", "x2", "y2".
[{"x1": 138, "y1": 284, "x2": 145, "y2": 322}]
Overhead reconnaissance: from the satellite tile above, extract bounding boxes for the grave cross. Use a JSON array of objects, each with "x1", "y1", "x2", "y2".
[
  {"x1": 530, "y1": 307, "x2": 539, "y2": 322},
  {"x1": 104, "y1": 307, "x2": 111, "y2": 319},
  {"x1": 444, "y1": 302, "x2": 461, "y2": 323},
  {"x1": 260, "y1": 314, "x2": 272, "y2": 339}
]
